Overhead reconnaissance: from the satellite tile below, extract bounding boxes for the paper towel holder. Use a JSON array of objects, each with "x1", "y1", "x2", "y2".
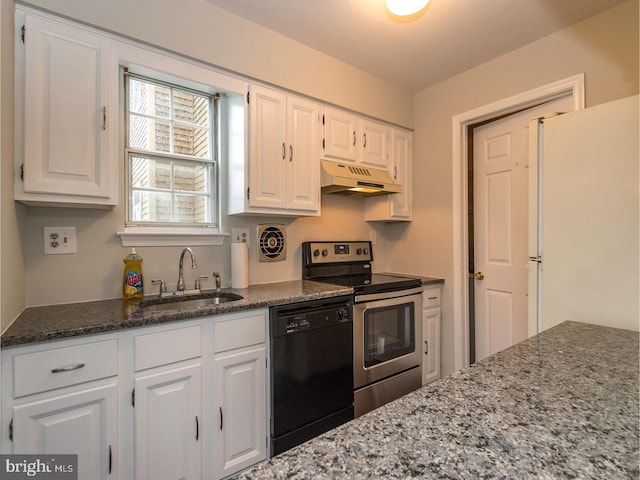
[{"x1": 257, "y1": 224, "x2": 286, "y2": 262}]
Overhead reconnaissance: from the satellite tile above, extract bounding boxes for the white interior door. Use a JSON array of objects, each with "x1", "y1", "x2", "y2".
[{"x1": 473, "y1": 97, "x2": 573, "y2": 362}]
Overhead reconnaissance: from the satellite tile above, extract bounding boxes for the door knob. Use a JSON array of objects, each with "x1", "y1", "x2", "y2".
[{"x1": 474, "y1": 271, "x2": 485, "y2": 280}]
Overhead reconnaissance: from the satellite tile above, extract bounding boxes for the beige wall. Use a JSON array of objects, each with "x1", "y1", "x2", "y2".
[
  {"x1": 22, "y1": 195, "x2": 388, "y2": 307},
  {"x1": 1, "y1": 0, "x2": 26, "y2": 332},
  {"x1": 387, "y1": 0, "x2": 639, "y2": 377}
]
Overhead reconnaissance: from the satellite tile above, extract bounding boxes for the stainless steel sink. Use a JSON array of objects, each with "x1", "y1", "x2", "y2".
[{"x1": 141, "y1": 292, "x2": 244, "y2": 314}]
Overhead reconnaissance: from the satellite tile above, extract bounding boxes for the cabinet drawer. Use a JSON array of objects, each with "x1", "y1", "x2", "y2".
[
  {"x1": 135, "y1": 325, "x2": 202, "y2": 372},
  {"x1": 422, "y1": 286, "x2": 441, "y2": 308},
  {"x1": 214, "y1": 314, "x2": 266, "y2": 353},
  {"x1": 13, "y1": 340, "x2": 118, "y2": 398}
]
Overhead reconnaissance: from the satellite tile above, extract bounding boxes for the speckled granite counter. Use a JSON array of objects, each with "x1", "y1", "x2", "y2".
[
  {"x1": 1, "y1": 280, "x2": 352, "y2": 347},
  {"x1": 385, "y1": 273, "x2": 444, "y2": 287},
  {"x1": 236, "y1": 321, "x2": 639, "y2": 479}
]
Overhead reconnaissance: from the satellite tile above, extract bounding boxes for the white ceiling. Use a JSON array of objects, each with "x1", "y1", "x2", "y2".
[{"x1": 204, "y1": 0, "x2": 628, "y2": 92}]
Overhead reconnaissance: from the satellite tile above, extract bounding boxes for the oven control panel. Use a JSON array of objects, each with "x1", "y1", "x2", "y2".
[{"x1": 302, "y1": 241, "x2": 373, "y2": 264}]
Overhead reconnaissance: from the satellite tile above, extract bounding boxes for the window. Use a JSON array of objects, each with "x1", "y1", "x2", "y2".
[{"x1": 125, "y1": 72, "x2": 217, "y2": 227}]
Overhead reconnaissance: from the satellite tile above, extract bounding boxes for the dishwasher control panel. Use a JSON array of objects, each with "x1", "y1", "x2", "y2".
[{"x1": 270, "y1": 296, "x2": 353, "y2": 337}]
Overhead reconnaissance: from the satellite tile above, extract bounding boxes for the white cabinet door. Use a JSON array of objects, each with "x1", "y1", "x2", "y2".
[
  {"x1": 12, "y1": 381, "x2": 118, "y2": 480},
  {"x1": 323, "y1": 107, "x2": 359, "y2": 162},
  {"x1": 389, "y1": 128, "x2": 412, "y2": 219},
  {"x1": 248, "y1": 85, "x2": 319, "y2": 215},
  {"x1": 135, "y1": 362, "x2": 202, "y2": 480},
  {"x1": 214, "y1": 345, "x2": 266, "y2": 480},
  {"x1": 287, "y1": 96, "x2": 321, "y2": 212},
  {"x1": 249, "y1": 85, "x2": 288, "y2": 210},
  {"x1": 18, "y1": 12, "x2": 117, "y2": 206},
  {"x1": 364, "y1": 128, "x2": 412, "y2": 221},
  {"x1": 360, "y1": 119, "x2": 390, "y2": 170},
  {"x1": 422, "y1": 307, "x2": 441, "y2": 385}
]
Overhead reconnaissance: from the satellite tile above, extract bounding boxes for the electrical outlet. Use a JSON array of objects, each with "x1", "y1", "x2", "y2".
[
  {"x1": 231, "y1": 228, "x2": 250, "y2": 244},
  {"x1": 44, "y1": 227, "x2": 77, "y2": 255}
]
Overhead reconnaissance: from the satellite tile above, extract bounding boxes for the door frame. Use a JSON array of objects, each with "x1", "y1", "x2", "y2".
[{"x1": 451, "y1": 74, "x2": 585, "y2": 371}]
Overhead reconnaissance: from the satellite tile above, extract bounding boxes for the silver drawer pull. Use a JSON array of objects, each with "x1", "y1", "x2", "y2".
[
  {"x1": 428, "y1": 296, "x2": 438, "y2": 300},
  {"x1": 51, "y1": 363, "x2": 85, "y2": 373}
]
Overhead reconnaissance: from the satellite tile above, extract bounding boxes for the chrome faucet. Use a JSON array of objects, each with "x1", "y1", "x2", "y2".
[
  {"x1": 213, "y1": 271, "x2": 221, "y2": 291},
  {"x1": 177, "y1": 247, "x2": 197, "y2": 292}
]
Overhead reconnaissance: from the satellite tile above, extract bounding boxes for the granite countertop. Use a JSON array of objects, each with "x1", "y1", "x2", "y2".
[
  {"x1": 1, "y1": 280, "x2": 353, "y2": 348},
  {"x1": 1, "y1": 275, "x2": 443, "y2": 348},
  {"x1": 384, "y1": 273, "x2": 444, "y2": 287},
  {"x1": 236, "y1": 321, "x2": 639, "y2": 479}
]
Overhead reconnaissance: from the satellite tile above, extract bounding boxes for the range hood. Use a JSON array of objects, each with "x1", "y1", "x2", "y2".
[{"x1": 320, "y1": 160, "x2": 402, "y2": 196}]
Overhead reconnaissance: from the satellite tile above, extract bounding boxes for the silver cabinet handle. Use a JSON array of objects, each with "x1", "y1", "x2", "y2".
[
  {"x1": 282, "y1": 142, "x2": 286, "y2": 160},
  {"x1": 428, "y1": 296, "x2": 438, "y2": 300},
  {"x1": 424, "y1": 340, "x2": 429, "y2": 355},
  {"x1": 51, "y1": 363, "x2": 85, "y2": 373},
  {"x1": 363, "y1": 132, "x2": 367, "y2": 148},
  {"x1": 394, "y1": 166, "x2": 398, "y2": 180},
  {"x1": 108, "y1": 445, "x2": 112, "y2": 474},
  {"x1": 289, "y1": 145, "x2": 293, "y2": 162},
  {"x1": 219, "y1": 406, "x2": 223, "y2": 430},
  {"x1": 352, "y1": 131, "x2": 356, "y2": 146},
  {"x1": 102, "y1": 106, "x2": 107, "y2": 130},
  {"x1": 195, "y1": 416, "x2": 199, "y2": 441}
]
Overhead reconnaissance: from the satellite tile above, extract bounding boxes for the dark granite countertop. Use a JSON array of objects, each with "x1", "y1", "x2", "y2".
[
  {"x1": 1, "y1": 274, "x2": 444, "y2": 348},
  {"x1": 1, "y1": 280, "x2": 353, "y2": 348},
  {"x1": 386, "y1": 273, "x2": 444, "y2": 287},
  {"x1": 235, "y1": 321, "x2": 639, "y2": 479}
]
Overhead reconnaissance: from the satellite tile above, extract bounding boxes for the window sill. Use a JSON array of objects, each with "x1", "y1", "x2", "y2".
[{"x1": 116, "y1": 228, "x2": 228, "y2": 247}]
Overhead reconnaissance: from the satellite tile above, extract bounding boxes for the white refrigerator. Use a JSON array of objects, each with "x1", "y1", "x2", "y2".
[{"x1": 528, "y1": 95, "x2": 639, "y2": 334}]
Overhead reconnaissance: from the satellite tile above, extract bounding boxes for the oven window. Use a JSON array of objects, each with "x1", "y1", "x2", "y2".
[{"x1": 363, "y1": 302, "x2": 415, "y2": 367}]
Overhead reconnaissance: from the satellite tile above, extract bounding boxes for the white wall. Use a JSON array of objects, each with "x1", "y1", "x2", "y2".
[{"x1": 388, "y1": 0, "x2": 639, "y2": 377}]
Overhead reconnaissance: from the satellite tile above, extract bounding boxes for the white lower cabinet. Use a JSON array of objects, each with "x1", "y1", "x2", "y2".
[
  {"x1": 13, "y1": 381, "x2": 118, "y2": 479},
  {"x1": 134, "y1": 363, "x2": 202, "y2": 480},
  {"x1": 1, "y1": 336, "x2": 119, "y2": 479},
  {"x1": 2, "y1": 309, "x2": 269, "y2": 480},
  {"x1": 133, "y1": 324, "x2": 203, "y2": 480},
  {"x1": 213, "y1": 345, "x2": 267, "y2": 479},
  {"x1": 422, "y1": 286, "x2": 442, "y2": 385}
]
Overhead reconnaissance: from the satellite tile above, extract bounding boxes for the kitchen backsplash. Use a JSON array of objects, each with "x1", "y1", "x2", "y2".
[{"x1": 23, "y1": 194, "x2": 387, "y2": 307}]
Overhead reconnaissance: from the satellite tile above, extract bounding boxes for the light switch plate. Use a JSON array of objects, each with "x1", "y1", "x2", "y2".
[{"x1": 44, "y1": 227, "x2": 77, "y2": 255}]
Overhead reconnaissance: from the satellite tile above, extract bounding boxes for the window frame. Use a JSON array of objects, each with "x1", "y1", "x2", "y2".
[{"x1": 124, "y1": 70, "x2": 219, "y2": 229}]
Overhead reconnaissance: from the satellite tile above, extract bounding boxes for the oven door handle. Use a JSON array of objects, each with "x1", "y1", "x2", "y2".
[{"x1": 354, "y1": 287, "x2": 424, "y2": 304}]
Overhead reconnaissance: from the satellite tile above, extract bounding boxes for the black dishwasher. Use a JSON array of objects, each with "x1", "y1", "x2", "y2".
[{"x1": 270, "y1": 296, "x2": 354, "y2": 455}]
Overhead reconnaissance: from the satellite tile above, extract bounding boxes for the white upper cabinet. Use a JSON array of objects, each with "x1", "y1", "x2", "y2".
[
  {"x1": 230, "y1": 84, "x2": 320, "y2": 216},
  {"x1": 286, "y1": 96, "x2": 322, "y2": 212},
  {"x1": 323, "y1": 107, "x2": 391, "y2": 171},
  {"x1": 248, "y1": 86, "x2": 288, "y2": 211},
  {"x1": 360, "y1": 118, "x2": 390, "y2": 169},
  {"x1": 365, "y1": 128, "x2": 413, "y2": 221},
  {"x1": 323, "y1": 108, "x2": 359, "y2": 162},
  {"x1": 15, "y1": 10, "x2": 118, "y2": 207}
]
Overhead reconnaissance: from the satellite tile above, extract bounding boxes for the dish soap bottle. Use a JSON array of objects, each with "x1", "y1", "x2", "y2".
[{"x1": 123, "y1": 248, "x2": 144, "y2": 300}]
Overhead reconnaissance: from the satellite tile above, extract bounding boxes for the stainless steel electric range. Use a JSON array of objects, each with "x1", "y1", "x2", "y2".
[{"x1": 302, "y1": 241, "x2": 423, "y2": 417}]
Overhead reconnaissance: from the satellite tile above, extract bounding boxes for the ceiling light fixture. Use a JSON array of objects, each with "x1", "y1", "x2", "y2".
[{"x1": 386, "y1": 0, "x2": 430, "y2": 16}]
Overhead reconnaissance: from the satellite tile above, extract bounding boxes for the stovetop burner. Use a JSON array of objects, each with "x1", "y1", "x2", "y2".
[{"x1": 302, "y1": 241, "x2": 422, "y2": 295}]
